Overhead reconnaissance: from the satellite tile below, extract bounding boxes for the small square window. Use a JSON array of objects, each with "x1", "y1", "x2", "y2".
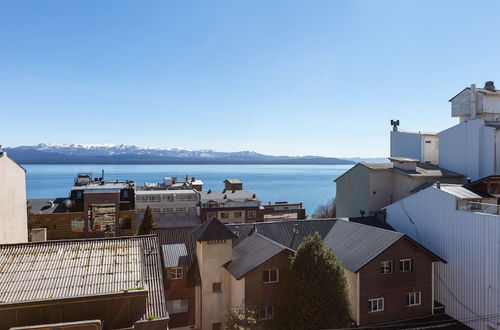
[
  {"x1": 248, "y1": 211, "x2": 257, "y2": 219},
  {"x1": 408, "y1": 292, "x2": 421, "y2": 306},
  {"x1": 234, "y1": 211, "x2": 242, "y2": 218},
  {"x1": 212, "y1": 282, "x2": 222, "y2": 293},
  {"x1": 380, "y1": 260, "x2": 393, "y2": 274},
  {"x1": 400, "y1": 259, "x2": 412, "y2": 272},
  {"x1": 221, "y1": 212, "x2": 229, "y2": 219},
  {"x1": 170, "y1": 267, "x2": 183, "y2": 280}
]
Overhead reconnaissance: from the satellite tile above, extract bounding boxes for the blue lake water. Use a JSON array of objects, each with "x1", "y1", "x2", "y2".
[{"x1": 23, "y1": 164, "x2": 353, "y2": 216}]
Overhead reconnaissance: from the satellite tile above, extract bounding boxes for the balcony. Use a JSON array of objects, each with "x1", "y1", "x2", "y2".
[{"x1": 457, "y1": 199, "x2": 500, "y2": 215}]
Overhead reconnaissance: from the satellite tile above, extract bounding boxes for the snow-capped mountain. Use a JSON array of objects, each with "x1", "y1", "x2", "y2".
[{"x1": 4, "y1": 143, "x2": 355, "y2": 165}]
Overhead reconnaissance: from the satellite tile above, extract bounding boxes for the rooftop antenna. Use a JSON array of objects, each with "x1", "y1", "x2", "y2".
[
  {"x1": 391, "y1": 120, "x2": 400, "y2": 132},
  {"x1": 101, "y1": 169, "x2": 105, "y2": 180}
]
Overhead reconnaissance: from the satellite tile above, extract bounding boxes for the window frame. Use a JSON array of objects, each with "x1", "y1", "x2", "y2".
[
  {"x1": 262, "y1": 269, "x2": 279, "y2": 284},
  {"x1": 380, "y1": 260, "x2": 393, "y2": 274},
  {"x1": 169, "y1": 267, "x2": 183, "y2": 280},
  {"x1": 257, "y1": 305, "x2": 275, "y2": 320},
  {"x1": 368, "y1": 298, "x2": 384, "y2": 313},
  {"x1": 212, "y1": 282, "x2": 222, "y2": 293},
  {"x1": 408, "y1": 292, "x2": 421, "y2": 306},
  {"x1": 399, "y1": 258, "x2": 412, "y2": 272},
  {"x1": 166, "y1": 298, "x2": 188, "y2": 314}
]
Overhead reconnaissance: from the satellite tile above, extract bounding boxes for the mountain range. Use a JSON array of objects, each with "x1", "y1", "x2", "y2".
[{"x1": 3, "y1": 144, "x2": 368, "y2": 165}]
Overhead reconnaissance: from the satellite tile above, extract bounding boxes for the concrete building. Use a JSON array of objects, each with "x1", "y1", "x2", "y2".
[
  {"x1": 385, "y1": 183, "x2": 500, "y2": 330},
  {"x1": 156, "y1": 218, "x2": 445, "y2": 329},
  {"x1": 335, "y1": 157, "x2": 465, "y2": 218},
  {"x1": 0, "y1": 149, "x2": 28, "y2": 244},
  {"x1": 390, "y1": 131, "x2": 439, "y2": 165}
]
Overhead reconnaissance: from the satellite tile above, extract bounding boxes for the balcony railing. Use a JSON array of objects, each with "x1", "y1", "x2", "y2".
[{"x1": 457, "y1": 200, "x2": 500, "y2": 215}]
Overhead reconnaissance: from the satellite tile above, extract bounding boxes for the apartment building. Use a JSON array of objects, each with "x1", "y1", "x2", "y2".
[
  {"x1": 0, "y1": 235, "x2": 168, "y2": 329},
  {"x1": 156, "y1": 218, "x2": 444, "y2": 329},
  {"x1": 28, "y1": 173, "x2": 136, "y2": 240},
  {"x1": 335, "y1": 157, "x2": 465, "y2": 218},
  {"x1": 0, "y1": 148, "x2": 28, "y2": 244}
]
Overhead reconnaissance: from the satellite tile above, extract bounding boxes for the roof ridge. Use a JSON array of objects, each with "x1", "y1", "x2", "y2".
[
  {"x1": 342, "y1": 219, "x2": 401, "y2": 235},
  {"x1": 252, "y1": 232, "x2": 295, "y2": 252},
  {"x1": 0, "y1": 234, "x2": 157, "y2": 247}
]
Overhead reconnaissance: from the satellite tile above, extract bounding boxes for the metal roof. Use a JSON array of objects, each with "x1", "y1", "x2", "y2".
[
  {"x1": 162, "y1": 244, "x2": 190, "y2": 268},
  {"x1": 438, "y1": 184, "x2": 482, "y2": 199},
  {"x1": 190, "y1": 217, "x2": 238, "y2": 242},
  {"x1": 0, "y1": 235, "x2": 167, "y2": 320},
  {"x1": 28, "y1": 198, "x2": 69, "y2": 214},
  {"x1": 224, "y1": 179, "x2": 242, "y2": 184},
  {"x1": 84, "y1": 188, "x2": 121, "y2": 194},
  {"x1": 136, "y1": 189, "x2": 198, "y2": 195},
  {"x1": 200, "y1": 190, "x2": 260, "y2": 203},
  {"x1": 72, "y1": 182, "x2": 130, "y2": 191},
  {"x1": 225, "y1": 233, "x2": 293, "y2": 279}
]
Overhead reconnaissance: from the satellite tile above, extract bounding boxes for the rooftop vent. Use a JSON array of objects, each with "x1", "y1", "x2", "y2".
[
  {"x1": 207, "y1": 189, "x2": 212, "y2": 194},
  {"x1": 484, "y1": 81, "x2": 496, "y2": 92},
  {"x1": 292, "y1": 224, "x2": 299, "y2": 234}
]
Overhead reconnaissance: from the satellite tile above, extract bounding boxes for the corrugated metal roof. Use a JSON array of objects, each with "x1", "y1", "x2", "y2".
[
  {"x1": 200, "y1": 190, "x2": 260, "y2": 203},
  {"x1": 0, "y1": 235, "x2": 167, "y2": 319},
  {"x1": 84, "y1": 188, "x2": 120, "y2": 194},
  {"x1": 28, "y1": 198, "x2": 69, "y2": 214},
  {"x1": 225, "y1": 233, "x2": 292, "y2": 279},
  {"x1": 162, "y1": 244, "x2": 190, "y2": 268},
  {"x1": 190, "y1": 217, "x2": 238, "y2": 242},
  {"x1": 136, "y1": 189, "x2": 198, "y2": 195},
  {"x1": 439, "y1": 184, "x2": 482, "y2": 199}
]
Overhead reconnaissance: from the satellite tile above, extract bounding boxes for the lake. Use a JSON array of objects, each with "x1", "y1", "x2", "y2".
[{"x1": 23, "y1": 164, "x2": 353, "y2": 216}]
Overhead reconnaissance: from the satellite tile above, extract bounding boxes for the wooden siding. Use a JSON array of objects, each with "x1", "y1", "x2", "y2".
[
  {"x1": 358, "y1": 237, "x2": 434, "y2": 325},
  {"x1": 165, "y1": 266, "x2": 197, "y2": 328}
]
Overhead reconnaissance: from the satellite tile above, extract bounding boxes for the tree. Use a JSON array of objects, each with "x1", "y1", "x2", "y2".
[
  {"x1": 138, "y1": 205, "x2": 156, "y2": 235},
  {"x1": 312, "y1": 198, "x2": 336, "y2": 219},
  {"x1": 275, "y1": 233, "x2": 351, "y2": 330},
  {"x1": 225, "y1": 302, "x2": 261, "y2": 330}
]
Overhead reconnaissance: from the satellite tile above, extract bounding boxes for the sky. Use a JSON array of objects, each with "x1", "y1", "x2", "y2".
[{"x1": 2, "y1": 1, "x2": 500, "y2": 157}]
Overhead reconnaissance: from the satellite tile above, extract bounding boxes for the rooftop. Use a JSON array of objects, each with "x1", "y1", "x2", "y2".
[
  {"x1": 28, "y1": 198, "x2": 70, "y2": 214},
  {"x1": 0, "y1": 235, "x2": 167, "y2": 320},
  {"x1": 224, "y1": 179, "x2": 242, "y2": 184},
  {"x1": 200, "y1": 189, "x2": 260, "y2": 203}
]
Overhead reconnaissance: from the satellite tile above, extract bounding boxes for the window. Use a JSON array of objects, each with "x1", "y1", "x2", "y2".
[
  {"x1": 400, "y1": 259, "x2": 412, "y2": 272},
  {"x1": 137, "y1": 208, "x2": 145, "y2": 214},
  {"x1": 207, "y1": 212, "x2": 217, "y2": 220},
  {"x1": 170, "y1": 267, "x2": 183, "y2": 280},
  {"x1": 248, "y1": 211, "x2": 257, "y2": 219},
  {"x1": 151, "y1": 208, "x2": 161, "y2": 213},
  {"x1": 212, "y1": 282, "x2": 222, "y2": 293},
  {"x1": 119, "y1": 217, "x2": 131, "y2": 229},
  {"x1": 166, "y1": 195, "x2": 175, "y2": 202},
  {"x1": 167, "y1": 299, "x2": 188, "y2": 314},
  {"x1": 221, "y1": 212, "x2": 229, "y2": 219},
  {"x1": 208, "y1": 240, "x2": 226, "y2": 245},
  {"x1": 163, "y1": 207, "x2": 173, "y2": 213},
  {"x1": 380, "y1": 260, "x2": 393, "y2": 274},
  {"x1": 188, "y1": 207, "x2": 196, "y2": 212},
  {"x1": 234, "y1": 211, "x2": 242, "y2": 218},
  {"x1": 212, "y1": 323, "x2": 222, "y2": 330},
  {"x1": 408, "y1": 292, "x2": 421, "y2": 306},
  {"x1": 368, "y1": 298, "x2": 384, "y2": 312},
  {"x1": 176, "y1": 207, "x2": 186, "y2": 212},
  {"x1": 262, "y1": 269, "x2": 279, "y2": 283},
  {"x1": 258, "y1": 305, "x2": 274, "y2": 320},
  {"x1": 123, "y1": 190, "x2": 129, "y2": 198},
  {"x1": 76, "y1": 191, "x2": 83, "y2": 199}
]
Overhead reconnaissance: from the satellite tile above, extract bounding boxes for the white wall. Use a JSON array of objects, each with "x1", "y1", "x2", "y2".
[
  {"x1": 385, "y1": 187, "x2": 500, "y2": 330},
  {"x1": 0, "y1": 154, "x2": 28, "y2": 244},
  {"x1": 422, "y1": 134, "x2": 439, "y2": 165},
  {"x1": 390, "y1": 131, "x2": 422, "y2": 161}
]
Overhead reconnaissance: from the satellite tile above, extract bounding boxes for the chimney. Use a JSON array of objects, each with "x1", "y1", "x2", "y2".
[
  {"x1": 436, "y1": 181, "x2": 441, "y2": 189},
  {"x1": 484, "y1": 81, "x2": 496, "y2": 92}
]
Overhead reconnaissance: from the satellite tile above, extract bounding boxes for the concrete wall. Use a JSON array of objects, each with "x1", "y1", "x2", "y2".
[
  {"x1": 229, "y1": 275, "x2": 245, "y2": 307},
  {"x1": 385, "y1": 187, "x2": 500, "y2": 330},
  {"x1": 422, "y1": 134, "x2": 439, "y2": 165},
  {"x1": 390, "y1": 131, "x2": 422, "y2": 161},
  {"x1": 196, "y1": 240, "x2": 233, "y2": 330},
  {"x1": 335, "y1": 164, "x2": 370, "y2": 218},
  {"x1": 344, "y1": 269, "x2": 359, "y2": 325},
  {"x1": 368, "y1": 169, "x2": 394, "y2": 213},
  {"x1": 0, "y1": 154, "x2": 27, "y2": 244}
]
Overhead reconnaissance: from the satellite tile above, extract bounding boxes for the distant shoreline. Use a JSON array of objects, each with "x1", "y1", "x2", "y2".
[{"x1": 19, "y1": 160, "x2": 355, "y2": 165}]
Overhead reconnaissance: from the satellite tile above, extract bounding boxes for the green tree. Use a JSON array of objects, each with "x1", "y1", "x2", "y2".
[
  {"x1": 225, "y1": 302, "x2": 261, "y2": 330},
  {"x1": 275, "y1": 233, "x2": 351, "y2": 330},
  {"x1": 312, "y1": 198, "x2": 336, "y2": 219},
  {"x1": 138, "y1": 205, "x2": 156, "y2": 235}
]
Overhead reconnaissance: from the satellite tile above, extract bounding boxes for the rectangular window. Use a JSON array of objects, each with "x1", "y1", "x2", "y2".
[
  {"x1": 221, "y1": 212, "x2": 229, "y2": 219},
  {"x1": 137, "y1": 208, "x2": 145, "y2": 214},
  {"x1": 400, "y1": 259, "x2": 412, "y2": 272},
  {"x1": 368, "y1": 298, "x2": 384, "y2": 312},
  {"x1": 169, "y1": 267, "x2": 183, "y2": 280},
  {"x1": 176, "y1": 207, "x2": 186, "y2": 212},
  {"x1": 163, "y1": 207, "x2": 173, "y2": 213},
  {"x1": 380, "y1": 260, "x2": 393, "y2": 274},
  {"x1": 262, "y1": 269, "x2": 279, "y2": 283},
  {"x1": 234, "y1": 211, "x2": 242, "y2": 218},
  {"x1": 119, "y1": 217, "x2": 131, "y2": 229},
  {"x1": 188, "y1": 207, "x2": 196, "y2": 212},
  {"x1": 208, "y1": 240, "x2": 226, "y2": 245},
  {"x1": 258, "y1": 305, "x2": 274, "y2": 320},
  {"x1": 408, "y1": 292, "x2": 421, "y2": 306},
  {"x1": 123, "y1": 190, "x2": 129, "y2": 198},
  {"x1": 212, "y1": 282, "x2": 222, "y2": 293},
  {"x1": 151, "y1": 208, "x2": 161, "y2": 213},
  {"x1": 167, "y1": 299, "x2": 188, "y2": 314},
  {"x1": 248, "y1": 211, "x2": 257, "y2": 219}
]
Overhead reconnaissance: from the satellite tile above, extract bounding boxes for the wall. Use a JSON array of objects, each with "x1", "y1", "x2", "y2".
[
  {"x1": 164, "y1": 266, "x2": 196, "y2": 329},
  {"x1": 368, "y1": 169, "x2": 394, "y2": 213},
  {"x1": 0, "y1": 154, "x2": 27, "y2": 244},
  {"x1": 390, "y1": 131, "x2": 422, "y2": 161},
  {"x1": 385, "y1": 187, "x2": 500, "y2": 330},
  {"x1": 344, "y1": 269, "x2": 359, "y2": 325},
  {"x1": 422, "y1": 134, "x2": 439, "y2": 165},
  {"x1": 335, "y1": 164, "x2": 370, "y2": 218},
  {"x1": 196, "y1": 240, "x2": 233, "y2": 330},
  {"x1": 451, "y1": 88, "x2": 472, "y2": 118}
]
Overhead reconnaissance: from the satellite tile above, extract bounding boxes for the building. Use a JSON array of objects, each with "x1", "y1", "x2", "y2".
[
  {"x1": 385, "y1": 183, "x2": 500, "y2": 330},
  {"x1": 156, "y1": 218, "x2": 444, "y2": 329},
  {"x1": 0, "y1": 148, "x2": 28, "y2": 244},
  {"x1": 28, "y1": 173, "x2": 136, "y2": 240},
  {"x1": 0, "y1": 235, "x2": 168, "y2": 329},
  {"x1": 335, "y1": 157, "x2": 465, "y2": 218},
  {"x1": 135, "y1": 189, "x2": 201, "y2": 229},
  {"x1": 260, "y1": 201, "x2": 306, "y2": 221},
  {"x1": 390, "y1": 130, "x2": 439, "y2": 165},
  {"x1": 199, "y1": 180, "x2": 262, "y2": 223}
]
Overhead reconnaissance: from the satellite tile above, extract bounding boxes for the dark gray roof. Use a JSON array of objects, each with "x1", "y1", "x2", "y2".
[
  {"x1": 190, "y1": 217, "x2": 238, "y2": 242},
  {"x1": 28, "y1": 198, "x2": 70, "y2": 214},
  {"x1": 225, "y1": 233, "x2": 293, "y2": 279},
  {"x1": 0, "y1": 235, "x2": 167, "y2": 320},
  {"x1": 200, "y1": 190, "x2": 260, "y2": 203},
  {"x1": 322, "y1": 220, "x2": 404, "y2": 272},
  {"x1": 162, "y1": 244, "x2": 190, "y2": 268}
]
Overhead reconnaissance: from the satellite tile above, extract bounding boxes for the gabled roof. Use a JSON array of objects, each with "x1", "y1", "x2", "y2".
[
  {"x1": 224, "y1": 179, "x2": 242, "y2": 184},
  {"x1": 438, "y1": 184, "x2": 482, "y2": 199},
  {"x1": 0, "y1": 151, "x2": 26, "y2": 172},
  {"x1": 225, "y1": 233, "x2": 293, "y2": 279},
  {"x1": 190, "y1": 217, "x2": 238, "y2": 242},
  {"x1": 0, "y1": 235, "x2": 167, "y2": 320}
]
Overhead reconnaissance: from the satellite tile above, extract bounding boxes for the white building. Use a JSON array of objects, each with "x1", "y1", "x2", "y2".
[
  {"x1": 385, "y1": 183, "x2": 500, "y2": 330},
  {"x1": 390, "y1": 131, "x2": 439, "y2": 165},
  {"x1": 135, "y1": 189, "x2": 200, "y2": 229},
  {"x1": 0, "y1": 150, "x2": 28, "y2": 243}
]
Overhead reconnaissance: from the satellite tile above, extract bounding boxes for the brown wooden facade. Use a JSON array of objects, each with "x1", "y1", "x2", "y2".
[{"x1": 164, "y1": 265, "x2": 197, "y2": 328}]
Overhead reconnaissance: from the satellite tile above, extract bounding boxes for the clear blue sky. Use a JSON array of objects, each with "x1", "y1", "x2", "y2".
[{"x1": 2, "y1": 0, "x2": 500, "y2": 157}]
